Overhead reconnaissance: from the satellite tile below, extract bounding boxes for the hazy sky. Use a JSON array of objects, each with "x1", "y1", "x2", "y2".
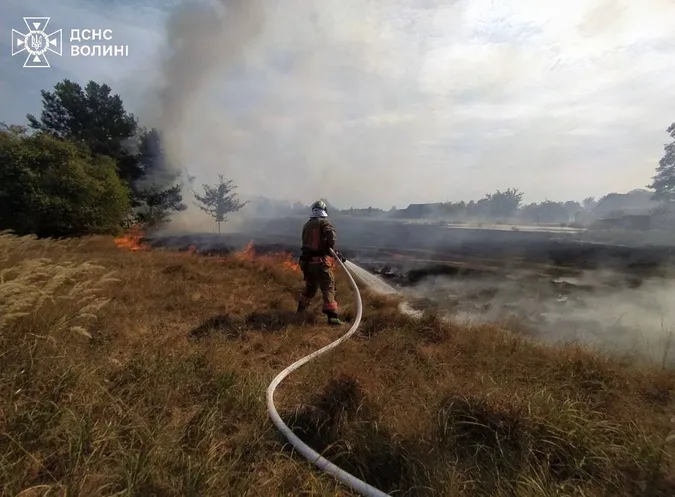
[{"x1": 3, "y1": 0, "x2": 675, "y2": 209}]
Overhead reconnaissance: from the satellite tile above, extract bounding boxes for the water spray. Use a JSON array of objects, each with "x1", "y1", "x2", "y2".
[{"x1": 266, "y1": 250, "x2": 392, "y2": 497}]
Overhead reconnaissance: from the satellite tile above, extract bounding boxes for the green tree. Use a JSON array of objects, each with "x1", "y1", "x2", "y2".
[
  {"x1": 0, "y1": 125, "x2": 130, "y2": 237},
  {"x1": 193, "y1": 175, "x2": 248, "y2": 234},
  {"x1": 26, "y1": 79, "x2": 185, "y2": 223},
  {"x1": 649, "y1": 123, "x2": 675, "y2": 202},
  {"x1": 133, "y1": 128, "x2": 187, "y2": 227},
  {"x1": 27, "y1": 79, "x2": 140, "y2": 182},
  {"x1": 134, "y1": 185, "x2": 186, "y2": 227}
]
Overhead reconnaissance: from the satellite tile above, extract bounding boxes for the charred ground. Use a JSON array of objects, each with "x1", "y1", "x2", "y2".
[
  {"x1": 150, "y1": 214, "x2": 675, "y2": 276},
  {"x1": 146, "y1": 220, "x2": 675, "y2": 365}
]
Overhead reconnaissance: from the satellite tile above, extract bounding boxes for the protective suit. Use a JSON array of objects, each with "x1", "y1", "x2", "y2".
[{"x1": 297, "y1": 200, "x2": 343, "y2": 326}]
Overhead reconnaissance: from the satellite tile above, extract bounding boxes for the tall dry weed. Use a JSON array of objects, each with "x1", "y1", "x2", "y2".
[{"x1": 0, "y1": 233, "x2": 118, "y2": 338}]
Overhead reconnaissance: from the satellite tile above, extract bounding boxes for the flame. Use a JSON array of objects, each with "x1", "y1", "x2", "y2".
[
  {"x1": 114, "y1": 226, "x2": 150, "y2": 252},
  {"x1": 233, "y1": 240, "x2": 302, "y2": 272},
  {"x1": 233, "y1": 241, "x2": 256, "y2": 262},
  {"x1": 282, "y1": 259, "x2": 302, "y2": 272},
  {"x1": 232, "y1": 241, "x2": 337, "y2": 271},
  {"x1": 113, "y1": 231, "x2": 319, "y2": 275}
]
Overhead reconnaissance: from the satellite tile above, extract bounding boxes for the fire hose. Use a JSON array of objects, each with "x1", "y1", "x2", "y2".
[{"x1": 266, "y1": 249, "x2": 391, "y2": 497}]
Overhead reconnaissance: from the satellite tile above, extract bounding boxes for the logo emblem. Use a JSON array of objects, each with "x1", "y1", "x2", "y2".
[{"x1": 11, "y1": 17, "x2": 62, "y2": 68}]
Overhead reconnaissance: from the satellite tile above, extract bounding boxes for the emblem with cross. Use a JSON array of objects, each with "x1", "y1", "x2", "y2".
[{"x1": 11, "y1": 17, "x2": 62, "y2": 68}]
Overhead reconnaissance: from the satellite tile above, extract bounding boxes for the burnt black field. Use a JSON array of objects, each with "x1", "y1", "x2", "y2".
[
  {"x1": 146, "y1": 215, "x2": 675, "y2": 364},
  {"x1": 148, "y1": 215, "x2": 675, "y2": 280}
]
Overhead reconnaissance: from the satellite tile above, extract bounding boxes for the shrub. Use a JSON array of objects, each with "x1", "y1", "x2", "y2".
[{"x1": 0, "y1": 127, "x2": 130, "y2": 237}]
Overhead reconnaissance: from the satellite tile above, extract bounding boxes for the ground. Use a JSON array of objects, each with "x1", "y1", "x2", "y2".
[{"x1": 2, "y1": 232, "x2": 675, "y2": 497}]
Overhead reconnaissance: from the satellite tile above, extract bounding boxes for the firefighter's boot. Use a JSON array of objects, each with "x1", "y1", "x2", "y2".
[
  {"x1": 297, "y1": 301, "x2": 309, "y2": 313},
  {"x1": 326, "y1": 311, "x2": 343, "y2": 326}
]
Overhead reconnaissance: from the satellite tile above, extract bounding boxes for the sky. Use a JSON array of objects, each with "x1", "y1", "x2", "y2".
[{"x1": 2, "y1": 0, "x2": 675, "y2": 210}]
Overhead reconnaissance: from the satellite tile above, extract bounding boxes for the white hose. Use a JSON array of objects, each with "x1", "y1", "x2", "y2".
[{"x1": 266, "y1": 249, "x2": 391, "y2": 497}]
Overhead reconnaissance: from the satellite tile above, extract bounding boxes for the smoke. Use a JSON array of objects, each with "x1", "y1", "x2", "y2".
[
  {"x1": 123, "y1": 0, "x2": 675, "y2": 232},
  {"x1": 130, "y1": 0, "x2": 266, "y2": 232},
  {"x1": 405, "y1": 268, "x2": 675, "y2": 367},
  {"x1": 157, "y1": 0, "x2": 265, "y2": 166},
  {"x1": 136, "y1": 0, "x2": 263, "y2": 176}
]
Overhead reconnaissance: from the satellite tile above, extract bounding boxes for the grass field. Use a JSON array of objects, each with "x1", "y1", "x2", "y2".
[{"x1": 2, "y1": 231, "x2": 675, "y2": 496}]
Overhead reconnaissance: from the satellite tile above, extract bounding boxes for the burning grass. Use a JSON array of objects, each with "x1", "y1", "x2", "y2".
[
  {"x1": 1, "y1": 231, "x2": 675, "y2": 496},
  {"x1": 112, "y1": 225, "x2": 150, "y2": 252},
  {"x1": 233, "y1": 241, "x2": 303, "y2": 272}
]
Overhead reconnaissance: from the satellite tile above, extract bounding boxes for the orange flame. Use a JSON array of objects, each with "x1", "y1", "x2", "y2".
[
  {"x1": 232, "y1": 241, "x2": 337, "y2": 270},
  {"x1": 233, "y1": 241, "x2": 256, "y2": 262},
  {"x1": 113, "y1": 232, "x2": 309, "y2": 275},
  {"x1": 114, "y1": 226, "x2": 150, "y2": 252},
  {"x1": 233, "y1": 241, "x2": 301, "y2": 272}
]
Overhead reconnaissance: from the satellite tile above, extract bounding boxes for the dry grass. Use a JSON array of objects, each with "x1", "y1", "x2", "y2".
[{"x1": 1, "y1": 231, "x2": 675, "y2": 496}]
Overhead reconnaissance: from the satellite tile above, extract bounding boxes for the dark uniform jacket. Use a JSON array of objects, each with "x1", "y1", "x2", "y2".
[{"x1": 300, "y1": 218, "x2": 336, "y2": 264}]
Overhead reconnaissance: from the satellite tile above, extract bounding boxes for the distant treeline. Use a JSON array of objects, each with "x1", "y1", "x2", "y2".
[
  {"x1": 247, "y1": 189, "x2": 666, "y2": 228},
  {"x1": 346, "y1": 189, "x2": 658, "y2": 226}
]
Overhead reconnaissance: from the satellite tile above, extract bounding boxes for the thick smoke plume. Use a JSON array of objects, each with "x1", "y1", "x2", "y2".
[
  {"x1": 138, "y1": 0, "x2": 265, "y2": 233},
  {"x1": 157, "y1": 0, "x2": 265, "y2": 164}
]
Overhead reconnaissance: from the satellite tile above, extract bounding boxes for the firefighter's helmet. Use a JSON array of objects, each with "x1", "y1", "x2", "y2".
[{"x1": 311, "y1": 200, "x2": 328, "y2": 213}]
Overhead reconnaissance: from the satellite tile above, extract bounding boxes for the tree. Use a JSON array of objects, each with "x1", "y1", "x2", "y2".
[
  {"x1": 439, "y1": 201, "x2": 467, "y2": 220},
  {"x1": 465, "y1": 199, "x2": 486, "y2": 219},
  {"x1": 520, "y1": 200, "x2": 568, "y2": 224},
  {"x1": 563, "y1": 200, "x2": 582, "y2": 222},
  {"x1": 134, "y1": 184, "x2": 186, "y2": 227},
  {"x1": 132, "y1": 128, "x2": 186, "y2": 226},
  {"x1": 193, "y1": 175, "x2": 248, "y2": 233},
  {"x1": 649, "y1": 122, "x2": 675, "y2": 202},
  {"x1": 484, "y1": 188, "x2": 524, "y2": 219},
  {"x1": 27, "y1": 79, "x2": 140, "y2": 183},
  {"x1": 0, "y1": 126, "x2": 130, "y2": 237},
  {"x1": 582, "y1": 197, "x2": 597, "y2": 211},
  {"x1": 26, "y1": 79, "x2": 186, "y2": 225}
]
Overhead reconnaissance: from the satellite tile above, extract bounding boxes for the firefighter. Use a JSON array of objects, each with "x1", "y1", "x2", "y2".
[{"x1": 297, "y1": 200, "x2": 344, "y2": 326}]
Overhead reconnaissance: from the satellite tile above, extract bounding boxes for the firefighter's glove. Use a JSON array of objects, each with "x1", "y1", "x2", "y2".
[{"x1": 334, "y1": 250, "x2": 346, "y2": 263}]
